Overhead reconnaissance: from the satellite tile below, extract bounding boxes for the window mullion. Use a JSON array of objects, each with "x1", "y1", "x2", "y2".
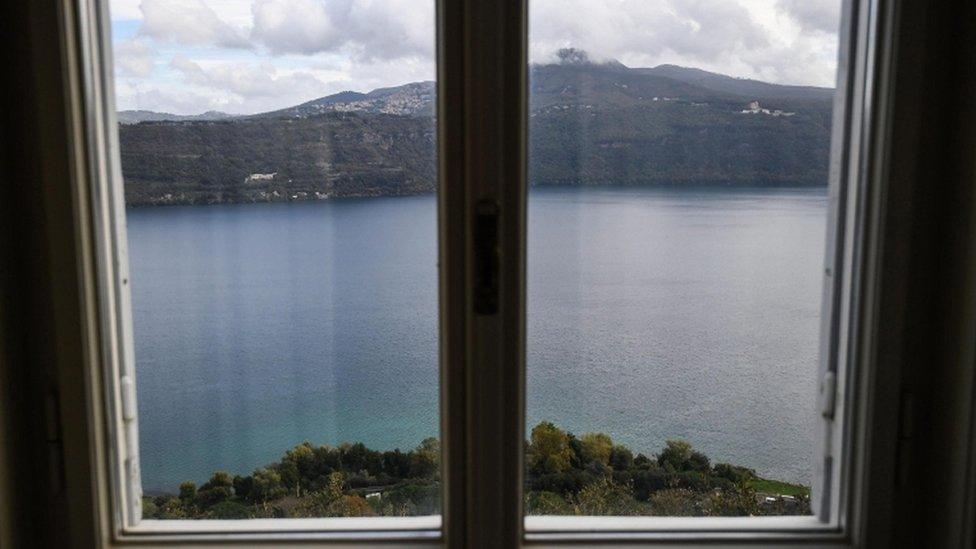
[{"x1": 438, "y1": 0, "x2": 528, "y2": 547}]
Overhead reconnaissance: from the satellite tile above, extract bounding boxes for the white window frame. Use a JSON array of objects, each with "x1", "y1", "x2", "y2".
[
  {"x1": 60, "y1": 0, "x2": 901, "y2": 544},
  {"x1": 526, "y1": 0, "x2": 894, "y2": 544},
  {"x1": 69, "y1": 0, "x2": 445, "y2": 544}
]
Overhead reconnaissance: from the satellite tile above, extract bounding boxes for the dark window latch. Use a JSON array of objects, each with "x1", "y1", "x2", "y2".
[{"x1": 474, "y1": 199, "x2": 499, "y2": 315}]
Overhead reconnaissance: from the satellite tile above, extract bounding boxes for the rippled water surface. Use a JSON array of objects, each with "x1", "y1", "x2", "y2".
[{"x1": 128, "y1": 187, "x2": 825, "y2": 491}]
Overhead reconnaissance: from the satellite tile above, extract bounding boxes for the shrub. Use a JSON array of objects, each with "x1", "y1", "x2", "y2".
[
  {"x1": 648, "y1": 489, "x2": 700, "y2": 516},
  {"x1": 713, "y1": 463, "x2": 756, "y2": 485},
  {"x1": 208, "y1": 500, "x2": 251, "y2": 519},
  {"x1": 526, "y1": 491, "x2": 573, "y2": 515},
  {"x1": 704, "y1": 487, "x2": 759, "y2": 517},
  {"x1": 574, "y1": 478, "x2": 642, "y2": 516}
]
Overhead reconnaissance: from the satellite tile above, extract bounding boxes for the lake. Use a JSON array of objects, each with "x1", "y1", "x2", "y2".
[{"x1": 127, "y1": 186, "x2": 826, "y2": 492}]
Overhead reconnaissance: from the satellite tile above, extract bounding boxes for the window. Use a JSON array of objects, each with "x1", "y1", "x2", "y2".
[
  {"x1": 65, "y1": 0, "x2": 890, "y2": 545},
  {"x1": 90, "y1": 0, "x2": 441, "y2": 538},
  {"x1": 524, "y1": 0, "x2": 841, "y2": 524}
]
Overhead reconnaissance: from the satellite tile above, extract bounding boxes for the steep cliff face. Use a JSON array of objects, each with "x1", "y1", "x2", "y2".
[
  {"x1": 120, "y1": 113, "x2": 436, "y2": 206},
  {"x1": 118, "y1": 62, "x2": 833, "y2": 206}
]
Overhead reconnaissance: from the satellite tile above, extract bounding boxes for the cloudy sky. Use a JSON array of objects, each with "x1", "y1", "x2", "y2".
[{"x1": 110, "y1": 0, "x2": 841, "y2": 115}]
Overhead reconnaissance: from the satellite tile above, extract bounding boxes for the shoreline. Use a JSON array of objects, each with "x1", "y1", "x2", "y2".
[{"x1": 124, "y1": 182, "x2": 829, "y2": 209}]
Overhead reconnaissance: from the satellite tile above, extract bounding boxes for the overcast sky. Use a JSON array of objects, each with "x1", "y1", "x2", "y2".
[{"x1": 110, "y1": 0, "x2": 841, "y2": 115}]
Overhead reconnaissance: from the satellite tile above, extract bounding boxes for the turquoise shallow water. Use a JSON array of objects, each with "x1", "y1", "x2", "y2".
[{"x1": 127, "y1": 186, "x2": 825, "y2": 492}]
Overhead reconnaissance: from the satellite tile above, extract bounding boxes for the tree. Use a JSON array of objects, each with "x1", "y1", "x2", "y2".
[
  {"x1": 325, "y1": 471, "x2": 344, "y2": 500},
  {"x1": 579, "y1": 433, "x2": 613, "y2": 466},
  {"x1": 340, "y1": 442, "x2": 382, "y2": 476},
  {"x1": 178, "y1": 481, "x2": 197, "y2": 505},
  {"x1": 629, "y1": 469, "x2": 668, "y2": 500},
  {"x1": 686, "y1": 451, "x2": 711, "y2": 473},
  {"x1": 658, "y1": 440, "x2": 694, "y2": 472},
  {"x1": 197, "y1": 471, "x2": 234, "y2": 507},
  {"x1": 251, "y1": 467, "x2": 286, "y2": 503},
  {"x1": 609, "y1": 444, "x2": 634, "y2": 471},
  {"x1": 633, "y1": 453, "x2": 654, "y2": 469},
  {"x1": 529, "y1": 422, "x2": 574, "y2": 474},
  {"x1": 281, "y1": 442, "x2": 315, "y2": 496},
  {"x1": 233, "y1": 474, "x2": 253, "y2": 501},
  {"x1": 382, "y1": 449, "x2": 412, "y2": 479},
  {"x1": 409, "y1": 437, "x2": 440, "y2": 479}
]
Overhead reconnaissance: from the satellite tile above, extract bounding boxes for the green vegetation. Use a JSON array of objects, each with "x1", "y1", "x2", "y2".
[
  {"x1": 143, "y1": 422, "x2": 809, "y2": 519},
  {"x1": 747, "y1": 478, "x2": 811, "y2": 498},
  {"x1": 523, "y1": 424, "x2": 810, "y2": 516}
]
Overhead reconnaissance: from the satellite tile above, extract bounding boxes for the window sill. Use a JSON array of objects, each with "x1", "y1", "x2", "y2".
[
  {"x1": 525, "y1": 515, "x2": 845, "y2": 545},
  {"x1": 119, "y1": 516, "x2": 441, "y2": 544}
]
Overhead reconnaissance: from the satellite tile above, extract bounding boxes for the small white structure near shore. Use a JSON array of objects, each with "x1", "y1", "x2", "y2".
[
  {"x1": 245, "y1": 172, "x2": 277, "y2": 183},
  {"x1": 740, "y1": 100, "x2": 795, "y2": 117}
]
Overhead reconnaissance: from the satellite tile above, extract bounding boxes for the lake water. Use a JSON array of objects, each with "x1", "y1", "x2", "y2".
[{"x1": 127, "y1": 187, "x2": 826, "y2": 492}]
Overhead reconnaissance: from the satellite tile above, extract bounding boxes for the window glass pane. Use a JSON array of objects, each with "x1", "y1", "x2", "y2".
[
  {"x1": 526, "y1": 0, "x2": 841, "y2": 517},
  {"x1": 109, "y1": 0, "x2": 438, "y2": 519}
]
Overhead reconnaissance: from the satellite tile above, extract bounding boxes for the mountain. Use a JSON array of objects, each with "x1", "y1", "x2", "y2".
[
  {"x1": 117, "y1": 110, "x2": 234, "y2": 125},
  {"x1": 637, "y1": 64, "x2": 834, "y2": 102},
  {"x1": 527, "y1": 61, "x2": 833, "y2": 187},
  {"x1": 249, "y1": 81, "x2": 436, "y2": 119},
  {"x1": 117, "y1": 59, "x2": 834, "y2": 206}
]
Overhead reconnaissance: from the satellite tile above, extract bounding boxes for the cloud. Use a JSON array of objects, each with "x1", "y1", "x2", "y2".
[
  {"x1": 339, "y1": 0, "x2": 434, "y2": 61},
  {"x1": 169, "y1": 55, "x2": 338, "y2": 107},
  {"x1": 113, "y1": 0, "x2": 841, "y2": 114},
  {"x1": 529, "y1": 0, "x2": 840, "y2": 87},
  {"x1": 115, "y1": 52, "x2": 436, "y2": 114},
  {"x1": 250, "y1": 0, "x2": 342, "y2": 55},
  {"x1": 114, "y1": 38, "x2": 155, "y2": 77},
  {"x1": 249, "y1": 0, "x2": 433, "y2": 60},
  {"x1": 530, "y1": 0, "x2": 768, "y2": 63},
  {"x1": 113, "y1": 79, "x2": 235, "y2": 113},
  {"x1": 777, "y1": 0, "x2": 841, "y2": 34},
  {"x1": 138, "y1": 0, "x2": 251, "y2": 49},
  {"x1": 110, "y1": 0, "x2": 143, "y2": 20}
]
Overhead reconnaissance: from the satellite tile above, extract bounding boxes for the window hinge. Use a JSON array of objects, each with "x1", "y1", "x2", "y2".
[
  {"x1": 820, "y1": 370, "x2": 837, "y2": 420},
  {"x1": 814, "y1": 371, "x2": 838, "y2": 521},
  {"x1": 121, "y1": 375, "x2": 137, "y2": 421},
  {"x1": 120, "y1": 375, "x2": 143, "y2": 523}
]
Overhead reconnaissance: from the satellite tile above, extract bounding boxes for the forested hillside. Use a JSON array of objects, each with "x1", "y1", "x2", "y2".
[
  {"x1": 119, "y1": 113, "x2": 436, "y2": 205},
  {"x1": 118, "y1": 57, "x2": 833, "y2": 206}
]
